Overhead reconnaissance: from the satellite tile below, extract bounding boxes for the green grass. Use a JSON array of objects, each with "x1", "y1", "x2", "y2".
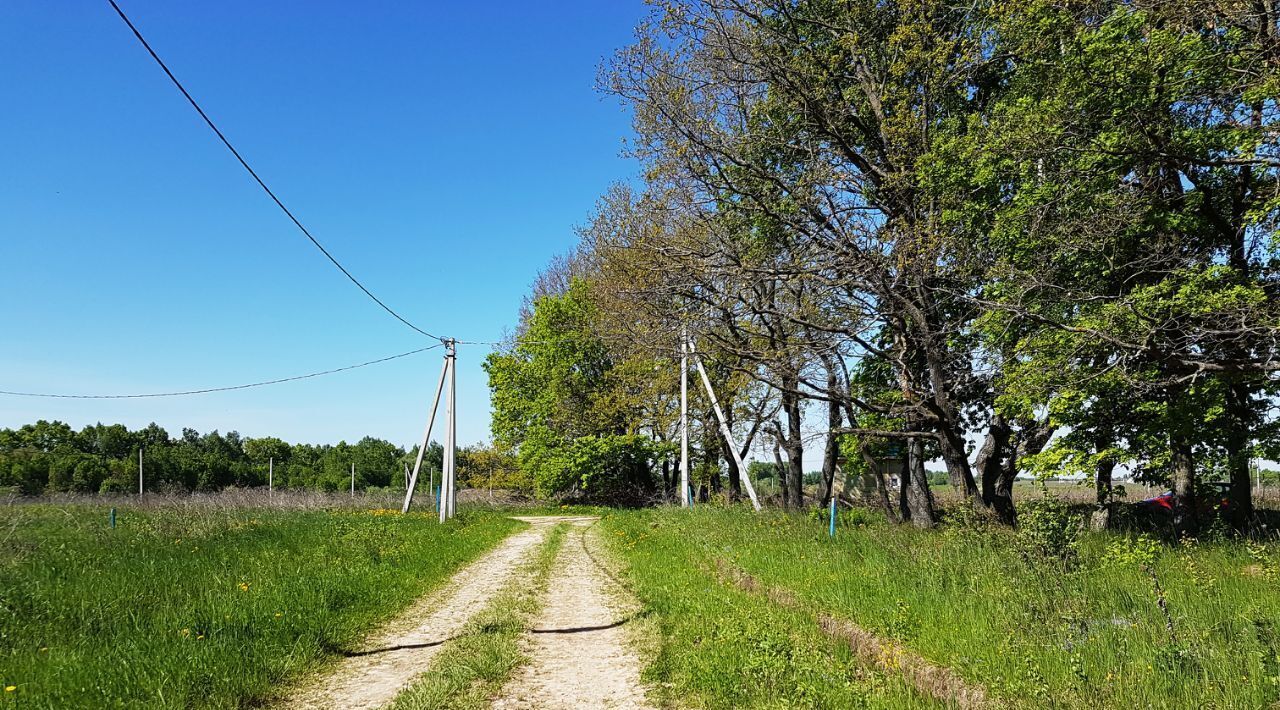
[
  {"x1": 388, "y1": 522, "x2": 569, "y2": 709},
  {"x1": 601, "y1": 511, "x2": 944, "y2": 709},
  {"x1": 0, "y1": 504, "x2": 521, "y2": 708},
  {"x1": 603, "y1": 506, "x2": 1280, "y2": 709}
]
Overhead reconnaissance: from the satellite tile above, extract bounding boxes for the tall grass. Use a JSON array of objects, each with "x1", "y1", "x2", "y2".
[
  {"x1": 602, "y1": 511, "x2": 943, "y2": 708},
  {"x1": 0, "y1": 503, "x2": 520, "y2": 708},
  {"x1": 605, "y1": 506, "x2": 1280, "y2": 709}
]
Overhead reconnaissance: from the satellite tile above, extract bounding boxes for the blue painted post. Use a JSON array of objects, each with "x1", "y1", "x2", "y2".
[
  {"x1": 687, "y1": 485, "x2": 694, "y2": 508},
  {"x1": 829, "y1": 496, "x2": 837, "y2": 537},
  {"x1": 109, "y1": 507, "x2": 116, "y2": 529},
  {"x1": 435, "y1": 486, "x2": 441, "y2": 513}
]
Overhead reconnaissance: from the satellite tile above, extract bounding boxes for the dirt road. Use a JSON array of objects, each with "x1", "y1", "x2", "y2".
[{"x1": 277, "y1": 515, "x2": 650, "y2": 709}]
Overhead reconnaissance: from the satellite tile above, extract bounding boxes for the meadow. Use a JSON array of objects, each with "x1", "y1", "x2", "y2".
[
  {"x1": 0, "y1": 500, "x2": 519, "y2": 708},
  {"x1": 602, "y1": 505, "x2": 1280, "y2": 709},
  {"x1": 3, "y1": 495, "x2": 1278, "y2": 709}
]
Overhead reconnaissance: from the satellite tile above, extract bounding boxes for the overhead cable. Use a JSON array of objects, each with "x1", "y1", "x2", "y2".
[
  {"x1": 105, "y1": 0, "x2": 442, "y2": 342},
  {"x1": 0, "y1": 344, "x2": 441, "y2": 399}
]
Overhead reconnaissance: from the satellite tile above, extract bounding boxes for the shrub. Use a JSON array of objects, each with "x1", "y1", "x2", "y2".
[{"x1": 1016, "y1": 494, "x2": 1082, "y2": 563}]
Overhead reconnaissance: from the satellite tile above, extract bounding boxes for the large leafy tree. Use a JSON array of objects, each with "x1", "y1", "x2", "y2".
[{"x1": 484, "y1": 278, "x2": 660, "y2": 500}]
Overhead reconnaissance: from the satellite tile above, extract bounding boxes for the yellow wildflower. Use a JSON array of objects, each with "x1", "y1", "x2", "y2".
[
  {"x1": 5, "y1": 686, "x2": 15, "y2": 692},
  {"x1": 238, "y1": 582, "x2": 250, "y2": 592}
]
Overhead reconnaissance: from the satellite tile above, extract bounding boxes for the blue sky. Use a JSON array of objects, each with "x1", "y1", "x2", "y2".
[{"x1": 0, "y1": 1, "x2": 649, "y2": 449}]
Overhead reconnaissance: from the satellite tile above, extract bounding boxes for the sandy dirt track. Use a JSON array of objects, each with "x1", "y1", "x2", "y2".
[
  {"x1": 491, "y1": 519, "x2": 653, "y2": 710},
  {"x1": 279, "y1": 518, "x2": 564, "y2": 710}
]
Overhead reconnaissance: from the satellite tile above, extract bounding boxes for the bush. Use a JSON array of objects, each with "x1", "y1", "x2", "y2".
[
  {"x1": 1016, "y1": 494, "x2": 1083, "y2": 563},
  {"x1": 522, "y1": 432, "x2": 657, "y2": 504}
]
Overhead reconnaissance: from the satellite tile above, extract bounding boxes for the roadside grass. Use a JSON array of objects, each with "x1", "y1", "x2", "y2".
[
  {"x1": 388, "y1": 522, "x2": 569, "y2": 709},
  {"x1": 602, "y1": 511, "x2": 944, "y2": 709},
  {"x1": 606, "y1": 506, "x2": 1280, "y2": 709},
  {"x1": 0, "y1": 504, "x2": 520, "y2": 708}
]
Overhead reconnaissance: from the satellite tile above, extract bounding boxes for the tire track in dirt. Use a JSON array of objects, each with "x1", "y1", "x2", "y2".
[
  {"x1": 491, "y1": 519, "x2": 653, "y2": 710},
  {"x1": 279, "y1": 518, "x2": 567, "y2": 710}
]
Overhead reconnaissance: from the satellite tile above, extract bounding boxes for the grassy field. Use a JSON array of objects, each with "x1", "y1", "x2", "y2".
[
  {"x1": 0, "y1": 502, "x2": 520, "y2": 708},
  {"x1": 600, "y1": 511, "x2": 941, "y2": 708},
  {"x1": 602, "y1": 505, "x2": 1280, "y2": 709}
]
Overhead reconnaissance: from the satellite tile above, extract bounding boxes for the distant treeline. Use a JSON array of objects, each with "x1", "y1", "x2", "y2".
[{"x1": 0, "y1": 420, "x2": 528, "y2": 495}]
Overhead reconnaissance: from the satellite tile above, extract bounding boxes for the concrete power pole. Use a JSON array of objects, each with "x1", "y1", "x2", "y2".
[{"x1": 680, "y1": 326, "x2": 690, "y2": 507}]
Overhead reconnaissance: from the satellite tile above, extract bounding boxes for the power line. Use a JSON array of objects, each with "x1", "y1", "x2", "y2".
[
  {"x1": 0, "y1": 344, "x2": 441, "y2": 399},
  {"x1": 105, "y1": 0, "x2": 442, "y2": 343}
]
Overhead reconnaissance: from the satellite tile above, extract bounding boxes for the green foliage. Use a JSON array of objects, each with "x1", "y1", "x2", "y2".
[
  {"x1": 484, "y1": 279, "x2": 661, "y2": 502},
  {"x1": 1015, "y1": 494, "x2": 1084, "y2": 564},
  {"x1": 0, "y1": 419, "x2": 427, "y2": 495},
  {"x1": 522, "y1": 432, "x2": 656, "y2": 502}
]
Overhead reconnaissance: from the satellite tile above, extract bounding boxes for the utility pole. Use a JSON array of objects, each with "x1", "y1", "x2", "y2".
[
  {"x1": 138, "y1": 447, "x2": 144, "y2": 498},
  {"x1": 689, "y1": 338, "x2": 762, "y2": 511},
  {"x1": 440, "y1": 339, "x2": 458, "y2": 522},
  {"x1": 402, "y1": 350, "x2": 450, "y2": 514},
  {"x1": 680, "y1": 325, "x2": 689, "y2": 507}
]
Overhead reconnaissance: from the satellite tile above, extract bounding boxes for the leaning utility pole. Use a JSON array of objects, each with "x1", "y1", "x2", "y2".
[
  {"x1": 689, "y1": 338, "x2": 762, "y2": 511},
  {"x1": 402, "y1": 344, "x2": 451, "y2": 514}
]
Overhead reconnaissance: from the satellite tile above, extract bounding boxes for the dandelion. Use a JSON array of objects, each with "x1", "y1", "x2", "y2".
[
  {"x1": 5, "y1": 686, "x2": 15, "y2": 692},
  {"x1": 179, "y1": 628, "x2": 190, "y2": 637},
  {"x1": 274, "y1": 612, "x2": 283, "y2": 618},
  {"x1": 238, "y1": 582, "x2": 250, "y2": 592}
]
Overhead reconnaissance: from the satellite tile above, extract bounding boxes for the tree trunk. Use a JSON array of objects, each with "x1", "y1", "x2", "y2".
[
  {"x1": 1090, "y1": 446, "x2": 1116, "y2": 531},
  {"x1": 661, "y1": 458, "x2": 673, "y2": 502},
  {"x1": 772, "y1": 433, "x2": 790, "y2": 509},
  {"x1": 820, "y1": 426, "x2": 840, "y2": 506},
  {"x1": 819, "y1": 358, "x2": 843, "y2": 505},
  {"x1": 718, "y1": 402, "x2": 741, "y2": 503},
  {"x1": 860, "y1": 443, "x2": 898, "y2": 523},
  {"x1": 976, "y1": 414, "x2": 1015, "y2": 525},
  {"x1": 1224, "y1": 381, "x2": 1255, "y2": 530},
  {"x1": 781, "y1": 386, "x2": 805, "y2": 509},
  {"x1": 900, "y1": 435, "x2": 937, "y2": 528},
  {"x1": 1170, "y1": 430, "x2": 1198, "y2": 537},
  {"x1": 720, "y1": 438, "x2": 741, "y2": 503},
  {"x1": 702, "y1": 417, "x2": 720, "y2": 503},
  {"x1": 936, "y1": 424, "x2": 980, "y2": 502}
]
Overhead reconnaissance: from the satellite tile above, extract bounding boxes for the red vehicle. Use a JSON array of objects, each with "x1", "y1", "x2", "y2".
[{"x1": 1137, "y1": 481, "x2": 1230, "y2": 515}]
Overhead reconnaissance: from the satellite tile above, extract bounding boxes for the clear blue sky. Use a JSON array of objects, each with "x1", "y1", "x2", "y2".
[{"x1": 0, "y1": 0, "x2": 648, "y2": 449}]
